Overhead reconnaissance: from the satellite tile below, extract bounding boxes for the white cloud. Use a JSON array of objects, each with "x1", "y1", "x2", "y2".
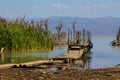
[
  {"x1": 51, "y1": 3, "x2": 70, "y2": 10},
  {"x1": 79, "y1": 4, "x2": 109, "y2": 11}
]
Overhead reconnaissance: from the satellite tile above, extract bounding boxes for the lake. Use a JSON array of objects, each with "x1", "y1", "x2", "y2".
[
  {"x1": 1, "y1": 35, "x2": 120, "y2": 69},
  {"x1": 90, "y1": 35, "x2": 120, "y2": 69}
]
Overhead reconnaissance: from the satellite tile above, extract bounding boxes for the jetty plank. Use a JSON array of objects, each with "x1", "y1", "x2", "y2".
[
  {"x1": 21, "y1": 60, "x2": 64, "y2": 67},
  {"x1": 0, "y1": 60, "x2": 64, "y2": 69},
  {"x1": 61, "y1": 49, "x2": 84, "y2": 59},
  {"x1": 0, "y1": 64, "x2": 17, "y2": 69}
]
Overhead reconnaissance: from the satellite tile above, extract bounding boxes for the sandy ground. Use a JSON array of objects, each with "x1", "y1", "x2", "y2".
[{"x1": 0, "y1": 67, "x2": 120, "y2": 80}]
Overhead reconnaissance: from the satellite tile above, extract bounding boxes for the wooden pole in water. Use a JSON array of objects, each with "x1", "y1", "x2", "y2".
[
  {"x1": 72, "y1": 22, "x2": 76, "y2": 44},
  {"x1": 68, "y1": 28, "x2": 70, "y2": 45},
  {"x1": 68, "y1": 28, "x2": 70, "y2": 53},
  {"x1": 83, "y1": 29, "x2": 85, "y2": 41},
  {"x1": 119, "y1": 27, "x2": 120, "y2": 42},
  {"x1": 87, "y1": 31, "x2": 91, "y2": 42},
  {"x1": 116, "y1": 31, "x2": 119, "y2": 42},
  {"x1": 90, "y1": 32, "x2": 92, "y2": 42},
  {"x1": 70, "y1": 30, "x2": 72, "y2": 44},
  {"x1": 0, "y1": 47, "x2": 4, "y2": 63},
  {"x1": 76, "y1": 31, "x2": 81, "y2": 44}
]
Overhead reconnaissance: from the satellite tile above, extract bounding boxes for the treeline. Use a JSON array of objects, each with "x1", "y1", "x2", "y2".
[{"x1": 0, "y1": 17, "x2": 53, "y2": 52}]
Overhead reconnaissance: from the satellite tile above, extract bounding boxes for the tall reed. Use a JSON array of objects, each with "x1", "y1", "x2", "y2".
[{"x1": 0, "y1": 17, "x2": 53, "y2": 52}]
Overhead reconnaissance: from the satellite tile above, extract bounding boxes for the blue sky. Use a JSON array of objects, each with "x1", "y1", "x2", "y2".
[{"x1": 0, "y1": 0, "x2": 120, "y2": 18}]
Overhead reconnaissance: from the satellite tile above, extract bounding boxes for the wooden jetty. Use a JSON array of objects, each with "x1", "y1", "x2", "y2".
[
  {"x1": 111, "y1": 28, "x2": 120, "y2": 46},
  {"x1": 50, "y1": 27, "x2": 93, "y2": 64}
]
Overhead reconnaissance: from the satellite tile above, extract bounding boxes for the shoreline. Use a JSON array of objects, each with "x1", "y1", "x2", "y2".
[{"x1": 0, "y1": 67, "x2": 120, "y2": 80}]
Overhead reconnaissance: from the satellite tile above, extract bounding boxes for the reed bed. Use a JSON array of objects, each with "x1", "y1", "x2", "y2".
[{"x1": 0, "y1": 17, "x2": 53, "y2": 52}]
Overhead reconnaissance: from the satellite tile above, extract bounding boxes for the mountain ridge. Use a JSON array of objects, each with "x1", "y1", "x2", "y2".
[{"x1": 4, "y1": 16, "x2": 120, "y2": 35}]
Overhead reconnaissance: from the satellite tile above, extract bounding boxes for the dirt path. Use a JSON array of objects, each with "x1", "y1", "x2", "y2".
[{"x1": 0, "y1": 67, "x2": 120, "y2": 80}]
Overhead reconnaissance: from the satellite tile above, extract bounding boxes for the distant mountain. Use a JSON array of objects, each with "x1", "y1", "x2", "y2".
[
  {"x1": 5, "y1": 17, "x2": 120, "y2": 35},
  {"x1": 48, "y1": 17, "x2": 120, "y2": 35}
]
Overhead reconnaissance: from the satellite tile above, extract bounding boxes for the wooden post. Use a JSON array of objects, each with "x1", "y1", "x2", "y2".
[
  {"x1": 87, "y1": 31, "x2": 91, "y2": 42},
  {"x1": 119, "y1": 28, "x2": 120, "y2": 42},
  {"x1": 76, "y1": 31, "x2": 81, "y2": 44},
  {"x1": 68, "y1": 28, "x2": 70, "y2": 45},
  {"x1": 0, "y1": 47, "x2": 4, "y2": 63},
  {"x1": 83, "y1": 29, "x2": 85, "y2": 41},
  {"x1": 68, "y1": 28, "x2": 70, "y2": 53},
  {"x1": 70, "y1": 30, "x2": 72, "y2": 44},
  {"x1": 72, "y1": 22, "x2": 76, "y2": 44},
  {"x1": 116, "y1": 31, "x2": 119, "y2": 42}
]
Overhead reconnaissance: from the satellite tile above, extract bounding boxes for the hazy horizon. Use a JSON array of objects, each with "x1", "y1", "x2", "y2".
[{"x1": 2, "y1": 16, "x2": 120, "y2": 19}]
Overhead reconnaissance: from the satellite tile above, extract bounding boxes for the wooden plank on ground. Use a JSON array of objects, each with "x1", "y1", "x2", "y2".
[{"x1": 0, "y1": 64, "x2": 17, "y2": 69}]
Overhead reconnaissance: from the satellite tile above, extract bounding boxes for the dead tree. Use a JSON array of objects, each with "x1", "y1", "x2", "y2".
[
  {"x1": 37, "y1": 19, "x2": 50, "y2": 34},
  {"x1": 53, "y1": 33, "x2": 58, "y2": 41},
  {"x1": 44, "y1": 19, "x2": 49, "y2": 30},
  {"x1": 60, "y1": 31, "x2": 67, "y2": 42},
  {"x1": 55, "y1": 22, "x2": 63, "y2": 40}
]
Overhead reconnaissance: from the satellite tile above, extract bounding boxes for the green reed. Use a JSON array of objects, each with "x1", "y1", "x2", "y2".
[{"x1": 0, "y1": 17, "x2": 53, "y2": 52}]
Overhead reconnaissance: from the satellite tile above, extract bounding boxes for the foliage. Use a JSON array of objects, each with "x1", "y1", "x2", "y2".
[{"x1": 0, "y1": 17, "x2": 53, "y2": 52}]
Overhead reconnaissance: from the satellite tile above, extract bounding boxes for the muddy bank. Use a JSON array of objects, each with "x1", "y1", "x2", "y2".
[{"x1": 0, "y1": 67, "x2": 120, "y2": 80}]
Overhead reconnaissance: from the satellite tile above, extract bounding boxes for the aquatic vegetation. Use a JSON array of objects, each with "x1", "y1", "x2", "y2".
[{"x1": 0, "y1": 17, "x2": 53, "y2": 52}]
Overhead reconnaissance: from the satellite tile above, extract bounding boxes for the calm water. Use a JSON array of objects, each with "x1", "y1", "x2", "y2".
[
  {"x1": 0, "y1": 46, "x2": 67, "y2": 64},
  {"x1": 91, "y1": 35, "x2": 120, "y2": 68},
  {"x1": 1, "y1": 36, "x2": 120, "y2": 69}
]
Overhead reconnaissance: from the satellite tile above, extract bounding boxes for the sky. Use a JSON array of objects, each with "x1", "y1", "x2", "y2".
[{"x1": 0, "y1": 0, "x2": 120, "y2": 18}]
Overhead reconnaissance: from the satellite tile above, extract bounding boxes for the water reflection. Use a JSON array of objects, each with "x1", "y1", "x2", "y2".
[
  {"x1": 111, "y1": 46, "x2": 120, "y2": 67},
  {"x1": 81, "y1": 51, "x2": 92, "y2": 69},
  {"x1": 91, "y1": 36, "x2": 120, "y2": 68},
  {"x1": 0, "y1": 52, "x2": 13, "y2": 64},
  {"x1": 111, "y1": 46, "x2": 120, "y2": 53},
  {"x1": 0, "y1": 46, "x2": 67, "y2": 64},
  {"x1": 67, "y1": 51, "x2": 92, "y2": 70}
]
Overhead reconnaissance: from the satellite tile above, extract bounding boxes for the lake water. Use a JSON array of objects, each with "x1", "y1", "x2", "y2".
[
  {"x1": 0, "y1": 45, "x2": 67, "y2": 64},
  {"x1": 90, "y1": 35, "x2": 120, "y2": 69},
  {"x1": 1, "y1": 35, "x2": 120, "y2": 69}
]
